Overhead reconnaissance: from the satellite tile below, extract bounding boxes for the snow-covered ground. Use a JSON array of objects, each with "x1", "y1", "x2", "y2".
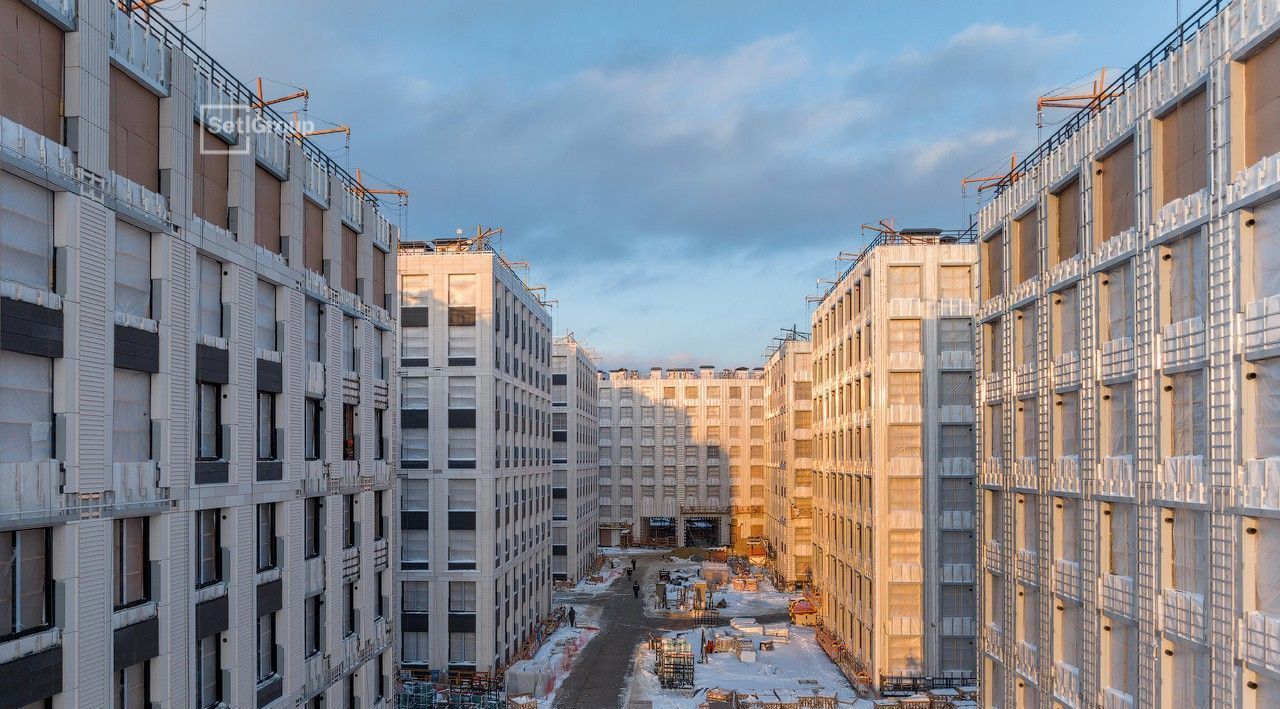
[
  {"x1": 624, "y1": 625, "x2": 872, "y2": 709},
  {"x1": 561, "y1": 565, "x2": 626, "y2": 596},
  {"x1": 714, "y1": 578, "x2": 794, "y2": 617},
  {"x1": 506, "y1": 601, "x2": 601, "y2": 706}
]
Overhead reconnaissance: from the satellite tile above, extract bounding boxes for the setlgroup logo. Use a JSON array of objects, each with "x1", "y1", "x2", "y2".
[{"x1": 196, "y1": 104, "x2": 316, "y2": 156}]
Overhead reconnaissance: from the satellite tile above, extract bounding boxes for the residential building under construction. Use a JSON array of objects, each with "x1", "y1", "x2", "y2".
[
  {"x1": 810, "y1": 227, "x2": 980, "y2": 690},
  {"x1": 397, "y1": 234, "x2": 555, "y2": 675},
  {"x1": 596, "y1": 366, "x2": 767, "y2": 548},
  {"x1": 974, "y1": 2, "x2": 1280, "y2": 707},
  {"x1": 763, "y1": 333, "x2": 815, "y2": 590},
  {"x1": 552, "y1": 334, "x2": 601, "y2": 582},
  {"x1": 0, "y1": 1, "x2": 400, "y2": 706}
]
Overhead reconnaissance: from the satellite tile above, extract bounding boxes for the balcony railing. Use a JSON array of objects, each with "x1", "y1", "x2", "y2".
[
  {"x1": 1054, "y1": 661, "x2": 1081, "y2": 708},
  {"x1": 1240, "y1": 458, "x2": 1280, "y2": 510},
  {"x1": 1241, "y1": 610, "x2": 1280, "y2": 675},
  {"x1": 0, "y1": 460, "x2": 63, "y2": 522},
  {"x1": 1100, "y1": 573, "x2": 1135, "y2": 618},
  {"x1": 1054, "y1": 558, "x2": 1082, "y2": 600},
  {"x1": 1097, "y1": 456, "x2": 1135, "y2": 498},
  {"x1": 1156, "y1": 455, "x2": 1208, "y2": 505},
  {"x1": 1161, "y1": 589, "x2": 1206, "y2": 643},
  {"x1": 0, "y1": 116, "x2": 75, "y2": 182},
  {"x1": 108, "y1": 4, "x2": 169, "y2": 94}
]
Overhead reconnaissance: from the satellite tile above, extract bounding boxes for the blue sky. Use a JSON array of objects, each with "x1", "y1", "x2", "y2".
[{"x1": 172, "y1": 0, "x2": 1177, "y2": 369}]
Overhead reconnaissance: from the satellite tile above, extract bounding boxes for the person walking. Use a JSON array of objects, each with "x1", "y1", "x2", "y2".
[
  {"x1": 631, "y1": 558, "x2": 637, "y2": 572},
  {"x1": 632, "y1": 581, "x2": 641, "y2": 598},
  {"x1": 568, "y1": 606, "x2": 576, "y2": 628}
]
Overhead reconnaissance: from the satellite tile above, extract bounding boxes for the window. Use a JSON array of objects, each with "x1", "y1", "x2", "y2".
[
  {"x1": 375, "y1": 408, "x2": 387, "y2": 460},
  {"x1": 257, "y1": 612, "x2": 277, "y2": 682},
  {"x1": 196, "y1": 382, "x2": 221, "y2": 461},
  {"x1": 984, "y1": 317, "x2": 1003, "y2": 374},
  {"x1": 1158, "y1": 88, "x2": 1207, "y2": 205},
  {"x1": 257, "y1": 392, "x2": 276, "y2": 460},
  {"x1": 195, "y1": 509, "x2": 221, "y2": 587},
  {"x1": 0, "y1": 172, "x2": 54, "y2": 291},
  {"x1": 342, "y1": 316, "x2": 356, "y2": 372},
  {"x1": 114, "y1": 517, "x2": 147, "y2": 609},
  {"x1": 192, "y1": 124, "x2": 230, "y2": 229},
  {"x1": 305, "y1": 497, "x2": 323, "y2": 559},
  {"x1": 449, "y1": 376, "x2": 477, "y2": 408},
  {"x1": 449, "y1": 631, "x2": 477, "y2": 664},
  {"x1": 305, "y1": 593, "x2": 324, "y2": 656},
  {"x1": 341, "y1": 225, "x2": 358, "y2": 293},
  {"x1": 1053, "y1": 286, "x2": 1079, "y2": 356},
  {"x1": 374, "y1": 328, "x2": 387, "y2": 379},
  {"x1": 448, "y1": 529, "x2": 477, "y2": 570},
  {"x1": 1252, "y1": 199, "x2": 1280, "y2": 302},
  {"x1": 888, "y1": 319, "x2": 921, "y2": 354},
  {"x1": 449, "y1": 428, "x2": 477, "y2": 465},
  {"x1": 255, "y1": 280, "x2": 276, "y2": 351},
  {"x1": 1051, "y1": 176, "x2": 1081, "y2": 265},
  {"x1": 403, "y1": 631, "x2": 429, "y2": 664},
  {"x1": 116, "y1": 660, "x2": 149, "y2": 709},
  {"x1": 0, "y1": 528, "x2": 51, "y2": 641},
  {"x1": 343, "y1": 495, "x2": 356, "y2": 548},
  {"x1": 982, "y1": 229, "x2": 1004, "y2": 299},
  {"x1": 256, "y1": 504, "x2": 277, "y2": 571},
  {"x1": 449, "y1": 581, "x2": 477, "y2": 612},
  {"x1": 305, "y1": 399, "x2": 322, "y2": 461},
  {"x1": 304, "y1": 199, "x2": 324, "y2": 274},
  {"x1": 940, "y1": 372, "x2": 974, "y2": 407},
  {"x1": 374, "y1": 571, "x2": 385, "y2": 618},
  {"x1": 888, "y1": 266, "x2": 921, "y2": 299},
  {"x1": 0, "y1": 351, "x2": 53, "y2": 463},
  {"x1": 305, "y1": 299, "x2": 322, "y2": 362},
  {"x1": 941, "y1": 424, "x2": 975, "y2": 461},
  {"x1": 1101, "y1": 260, "x2": 1134, "y2": 342},
  {"x1": 1104, "y1": 382, "x2": 1136, "y2": 458},
  {"x1": 1105, "y1": 503, "x2": 1135, "y2": 577},
  {"x1": 1018, "y1": 398, "x2": 1038, "y2": 460},
  {"x1": 1056, "y1": 391, "x2": 1081, "y2": 459},
  {"x1": 342, "y1": 403, "x2": 356, "y2": 461},
  {"x1": 1244, "y1": 34, "x2": 1280, "y2": 165},
  {"x1": 255, "y1": 166, "x2": 282, "y2": 254},
  {"x1": 1015, "y1": 205, "x2": 1039, "y2": 284},
  {"x1": 1168, "y1": 370, "x2": 1207, "y2": 458},
  {"x1": 939, "y1": 265, "x2": 971, "y2": 300},
  {"x1": 197, "y1": 255, "x2": 222, "y2": 338},
  {"x1": 1165, "y1": 229, "x2": 1207, "y2": 324},
  {"x1": 938, "y1": 318, "x2": 973, "y2": 353},
  {"x1": 113, "y1": 368, "x2": 151, "y2": 463},
  {"x1": 1017, "y1": 306, "x2": 1036, "y2": 366},
  {"x1": 1097, "y1": 138, "x2": 1136, "y2": 239},
  {"x1": 115, "y1": 220, "x2": 151, "y2": 317},
  {"x1": 448, "y1": 479, "x2": 477, "y2": 511},
  {"x1": 887, "y1": 372, "x2": 920, "y2": 406},
  {"x1": 344, "y1": 582, "x2": 356, "y2": 636},
  {"x1": 197, "y1": 633, "x2": 223, "y2": 708}
]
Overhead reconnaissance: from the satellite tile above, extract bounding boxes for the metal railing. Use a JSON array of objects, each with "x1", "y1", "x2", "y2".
[{"x1": 992, "y1": 0, "x2": 1225, "y2": 195}]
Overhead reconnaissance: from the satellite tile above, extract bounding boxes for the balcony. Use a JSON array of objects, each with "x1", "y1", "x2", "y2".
[
  {"x1": 887, "y1": 457, "x2": 923, "y2": 477},
  {"x1": 111, "y1": 172, "x2": 169, "y2": 225},
  {"x1": 1092, "y1": 227, "x2": 1138, "y2": 270},
  {"x1": 1160, "y1": 589, "x2": 1206, "y2": 643},
  {"x1": 1240, "y1": 610, "x2": 1280, "y2": 675},
  {"x1": 888, "y1": 562, "x2": 923, "y2": 583},
  {"x1": 1011, "y1": 457, "x2": 1039, "y2": 491},
  {"x1": 109, "y1": 4, "x2": 169, "y2": 94},
  {"x1": 1051, "y1": 350, "x2": 1082, "y2": 389},
  {"x1": 1015, "y1": 639, "x2": 1038, "y2": 676},
  {"x1": 984, "y1": 539, "x2": 1004, "y2": 573},
  {"x1": 941, "y1": 457, "x2": 975, "y2": 478},
  {"x1": 940, "y1": 616, "x2": 975, "y2": 636},
  {"x1": 887, "y1": 616, "x2": 923, "y2": 636},
  {"x1": 940, "y1": 563, "x2": 975, "y2": 584},
  {"x1": 1245, "y1": 293, "x2": 1280, "y2": 360},
  {"x1": 1099, "y1": 337, "x2": 1136, "y2": 381},
  {"x1": 888, "y1": 404, "x2": 922, "y2": 424},
  {"x1": 112, "y1": 461, "x2": 168, "y2": 511},
  {"x1": 939, "y1": 404, "x2": 975, "y2": 424},
  {"x1": 1155, "y1": 456, "x2": 1208, "y2": 505},
  {"x1": 0, "y1": 460, "x2": 63, "y2": 523},
  {"x1": 1150, "y1": 188, "x2": 1209, "y2": 242},
  {"x1": 1015, "y1": 548, "x2": 1039, "y2": 582},
  {"x1": 341, "y1": 185, "x2": 364, "y2": 230},
  {"x1": 1054, "y1": 558, "x2": 1082, "y2": 600},
  {"x1": 1100, "y1": 688, "x2": 1134, "y2": 709},
  {"x1": 1050, "y1": 455, "x2": 1081, "y2": 494},
  {"x1": 1014, "y1": 362, "x2": 1039, "y2": 398},
  {"x1": 980, "y1": 458, "x2": 1004, "y2": 487},
  {"x1": 940, "y1": 510, "x2": 975, "y2": 530},
  {"x1": 1009, "y1": 276, "x2": 1040, "y2": 308},
  {"x1": 984, "y1": 622, "x2": 1005, "y2": 657},
  {"x1": 1097, "y1": 456, "x2": 1135, "y2": 498},
  {"x1": 1053, "y1": 661, "x2": 1081, "y2": 708},
  {"x1": 1046, "y1": 253, "x2": 1084, "y2": 290},
  {"x1": 939, "y1": 349, "x2": 975, "y2": 371},
  {"x1": 303, "y1": 150, "x2": 331, "y2": 205},
  {"x1": 887, "y1": 351, "x2": 923, "y2": 371},
  {"x1": 0, "y1": 116, "x2": 75, "y2": 186},
  {"x1": 1240, "y1": 458, "x2": 1280, "y2": 510},
  {"x1": 1099, "y1": 573, "x2": 1135, "y2": 618},
  {"x1": 1160, "y1": 316, "x2": 1207, "y2": 370}
]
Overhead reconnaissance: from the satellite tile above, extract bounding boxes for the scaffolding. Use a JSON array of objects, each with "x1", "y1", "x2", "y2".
[
  {"x1": 396, "y1": 671, "x2": 503, "y2": 709},
  {"x1": 656, "y1": 637, "x2": 695, "y2": 689}
]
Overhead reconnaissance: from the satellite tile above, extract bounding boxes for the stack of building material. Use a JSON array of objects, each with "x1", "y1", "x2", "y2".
[
  {"x1": 735, "y1": 637, "x2": 757, "y2": 662},
  {"x1": 656, "y1": 637, "x2": 695, "y2": 689}
]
